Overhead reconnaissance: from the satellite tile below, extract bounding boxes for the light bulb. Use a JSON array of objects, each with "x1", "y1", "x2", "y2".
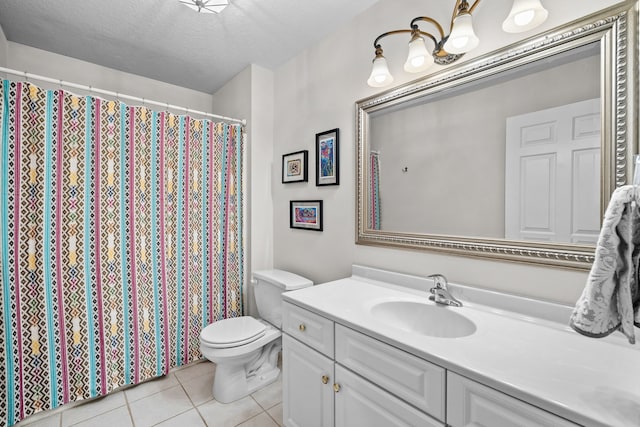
[
  {"x1": 411, "y1": 57, "x2": 425, "y2": 67},
  {"x1": 367, "y1": 55, "x2": 394, "y2": 88},
  {"x1": 514, "y1": 10, "x2": 535, "y2": 26},
  {"x1": 404, "y1": 36, "x2": 434, "y2": 73},
  {"x1": 443, "y1": 13, "x2": 479, "y2": 54},
  {"x1": 502, "y1": 0, "x2": 548, "y2": 33},
  {"x1": 451, "y1": 37, "x2": 469, "y2": 50}
]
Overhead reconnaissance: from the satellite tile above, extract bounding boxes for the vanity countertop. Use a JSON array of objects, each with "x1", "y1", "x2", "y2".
[{"x1": 282, "y1": 270, "x2": 640, "y2": 427}]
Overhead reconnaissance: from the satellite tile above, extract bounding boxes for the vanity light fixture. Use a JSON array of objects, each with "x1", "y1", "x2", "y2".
[
  {"x1": 367, "y1": 0, "x2": 548, "y2": 88},
  {"x1": 179, "y1": 0, "x2": 229, "y2": 13}
]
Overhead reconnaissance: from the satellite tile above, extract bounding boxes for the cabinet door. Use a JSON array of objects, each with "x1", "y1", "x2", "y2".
[
  {"x1": 283, "y1": 334, "x2": 334, "y2": 427},
  {"x1": 447, "y1": 372, "x2": 579, "y2": 427},
  {"x1": 335, "y1": 365, "x2": 444, "y2": 427},
  {"x1": 335, "y1": 324, "x2": 445, "y2": 421}
]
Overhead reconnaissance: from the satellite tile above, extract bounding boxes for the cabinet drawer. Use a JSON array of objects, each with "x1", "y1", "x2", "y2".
[
  {"x1": 335, "y1": 365, "x2": 444, "y2": 427},
  {"x1": 447, "y1": 372, "x2": 580, "y2": 427},
  {"x1": 335, "y1": 324, "x2": 445, "y2": 421},
  {"x1": 283, "y1": 302, "x2": 334, "y2": 357}
]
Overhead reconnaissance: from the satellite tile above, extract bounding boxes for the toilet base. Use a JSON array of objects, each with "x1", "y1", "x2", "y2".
[{"x1": 211, "y1": 339, "x2": 281, "y2": 403}]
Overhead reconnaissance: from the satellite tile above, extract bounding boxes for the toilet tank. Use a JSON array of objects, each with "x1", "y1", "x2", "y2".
[{"x1": 253, "y1": 269, "x2": 313, "y2": 327}]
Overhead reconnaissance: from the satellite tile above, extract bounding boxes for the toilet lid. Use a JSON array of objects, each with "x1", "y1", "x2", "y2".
[
  {"x1": 201, "y1": 331, "x2": 267, "y2": 349},
  {"x1": 200, "y1": 316, "x2": 266, "y2": 346}
]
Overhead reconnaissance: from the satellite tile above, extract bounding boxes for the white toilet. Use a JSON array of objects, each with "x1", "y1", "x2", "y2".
[{"x1": 199, "y1": 269, "x2": 312, "y2": 403}]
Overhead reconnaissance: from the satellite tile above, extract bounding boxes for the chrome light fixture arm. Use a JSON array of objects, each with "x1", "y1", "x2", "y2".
[{"x1": 366, "y1": 0, "x2": 546, "y2": 88}]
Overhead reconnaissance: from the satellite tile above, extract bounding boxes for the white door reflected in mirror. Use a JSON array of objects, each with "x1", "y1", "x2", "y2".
[{"x1": 505, "y1": 99, "x2": 601, "y2": 244}]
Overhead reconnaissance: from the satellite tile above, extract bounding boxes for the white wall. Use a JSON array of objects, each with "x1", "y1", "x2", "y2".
[
  {"x1": 0, "y1": 24, "x2": 7, "y2": 67},
  {"x1": 6, "y1": 43, "x2": 213, "y2": 112},
  {"x1": 212, "y1": 64, "x2": 275, "y2": 317},
  {"x1": 272, "y1": 0, "x2": 623, "y2": 305}
]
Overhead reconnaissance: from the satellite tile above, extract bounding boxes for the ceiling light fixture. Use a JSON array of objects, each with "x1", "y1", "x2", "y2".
[
  {"x1": 179, "y1": 0, "x2": 229, "y2": 14},
  {"x1": 367, "y1": 0, "x2": 548, "y2": 88}
]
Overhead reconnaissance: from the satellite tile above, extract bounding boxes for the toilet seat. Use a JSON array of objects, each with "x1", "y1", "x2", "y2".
[
  {"x1": 200, "y1": 316, "x2": 266, "y2": 348},
  {"x1": 200, "y1": 323, "x2": 281, "y2": 360}
]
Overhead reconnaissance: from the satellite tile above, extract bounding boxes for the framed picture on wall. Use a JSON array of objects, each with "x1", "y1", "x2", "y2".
[
  {"x1": 290, "y1": 200, "x2": 323, "y2": 231},
  {"x1": 282, "y1": 150, "x2": 308, "y2": 183},
  {"x1": 316, "y1": 128, "x2": 339, "y2": 186}
]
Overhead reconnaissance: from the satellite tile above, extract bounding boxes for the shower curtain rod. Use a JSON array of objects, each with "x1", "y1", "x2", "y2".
[{"x1": 0, "y1": 66, "x2": 247, "y2": 125}]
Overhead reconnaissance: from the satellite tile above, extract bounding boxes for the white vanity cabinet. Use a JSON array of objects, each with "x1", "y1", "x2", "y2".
[
  {"x1": 447, "y1": 372, "x2": 579, "y2": 427},
  {"x1": 283, "y1": 300, "x2": 585, "y2": 427},
  {"x1": 283, "y1": 302, "x2": 445, "y2": 427},
  {"x1": 280, "y1": 267, "x2": 638, "y2": 426},
  {"x1": 283, "y1": 334, "x2": 334, "y2": 427},
  {"x1": 282, "y1": 302, "x2": 335, "y2": 427},
  {"x1": 334, "y1": 365, "x2": 443, "y2": 427}
]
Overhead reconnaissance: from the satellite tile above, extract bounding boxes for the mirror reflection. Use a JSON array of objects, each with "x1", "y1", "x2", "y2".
[{"x1": 368, "y1": 44, "x2": 601, "y2": 245}]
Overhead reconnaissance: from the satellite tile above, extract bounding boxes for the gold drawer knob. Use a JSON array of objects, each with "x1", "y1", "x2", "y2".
[
  {"x1": 333, "y1": 383, "x2": 341, "y2": 393},
  {"x1": 298, "y1": 324, "x2": 306, "y2": 332},
  {"x1": 321, "y1": 375, "x2": 329, "y2": 384}
]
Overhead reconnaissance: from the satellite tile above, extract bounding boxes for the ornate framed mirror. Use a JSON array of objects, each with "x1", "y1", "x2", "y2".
[{"x1": 356, "y1": 2, "x2": 637, "y2": 269}]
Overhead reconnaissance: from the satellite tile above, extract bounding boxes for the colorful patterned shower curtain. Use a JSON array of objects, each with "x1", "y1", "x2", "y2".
[
  {"x1": 0, "y1": 80, "x2": 245, "y2": 426},
  {"x1": 369, "y1": 151, "x2": 381, "y2": 230}
]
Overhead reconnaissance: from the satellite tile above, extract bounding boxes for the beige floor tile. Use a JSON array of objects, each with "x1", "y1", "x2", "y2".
[
  {"x1": 15, "y1": 412, "x2": 61, "y2": 427},
  {"x1": 197, "y1": 396, "x2": 262, "y2": 427},
  {"x1": 61, "y1": 391, "x2": 126, "y2": 427},
  {"x1": 181, "y1": 371, "x2": 215, "y2": 406},
  {"x1": 236, "y1": 412, "x2": 279, "y2": 427},
  {"x1": 128, "y1": 385, "x2": 193, "y2": 427},
  {"x1": 155, "y1": 408, "x2": 206, "y2": 427},
  {"x1": 174, "y1": 361, "x2": 215, "y2": 384},
  {"x1": 124, "y1": 373, "x2": 179, "y2": 402},
  {"x1": 69, "y1": 406, "x2": 132, "y2": 427},
  {"x1": 267, "y1": 403, "x2": 283, "y2": 427},
  {"x1": 250, "y1": 377, "x2": 282, "y2": 410}
]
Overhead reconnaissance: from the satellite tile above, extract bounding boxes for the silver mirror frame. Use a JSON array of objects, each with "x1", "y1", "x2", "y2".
[{"x1": 356, "y1": 2, "x2": 638, "y2": 270}]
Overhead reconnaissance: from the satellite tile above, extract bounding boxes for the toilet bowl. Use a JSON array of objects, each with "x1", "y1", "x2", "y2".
[{"x1": 199, "y1": 270, "x2": 312, "y2": 403}]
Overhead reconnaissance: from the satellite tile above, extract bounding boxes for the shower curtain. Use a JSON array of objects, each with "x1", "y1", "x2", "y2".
[{"x1": 0, "y1": 80, "x2": 245, "y2": 426}]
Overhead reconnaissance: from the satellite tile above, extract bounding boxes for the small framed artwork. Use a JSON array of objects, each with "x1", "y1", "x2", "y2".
[
  {"x1": 290, "y1": 200, "x2": 323, "y2": 231},
  {"x1": 282, "y1": 150, "x2": 308, "y2": 183},
  {"x1": 316, "y1": 128, "x2": 339, "y2": 186}
]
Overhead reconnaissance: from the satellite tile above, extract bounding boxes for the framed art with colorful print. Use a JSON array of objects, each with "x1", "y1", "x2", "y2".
[
  {"x1": 290, "y1": 200, "x2": 323, "y2": 231},
  {"x1": 315, "y1": 128, "x2": 339, "y2": 186}
]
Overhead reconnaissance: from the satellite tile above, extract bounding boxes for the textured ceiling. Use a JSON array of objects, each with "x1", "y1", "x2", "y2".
[{"x1": 0, "y1": 0, "x2": 381, "y2": 93}]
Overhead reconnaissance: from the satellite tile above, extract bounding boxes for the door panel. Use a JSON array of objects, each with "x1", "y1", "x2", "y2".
[{"x1": 505, "y1": 98, "x2": 600, "y2": 244}]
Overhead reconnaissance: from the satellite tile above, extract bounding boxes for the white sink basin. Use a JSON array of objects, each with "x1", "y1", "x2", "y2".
[{"x1": 370, "y1": 299, "x2": 477, "y2": 338}]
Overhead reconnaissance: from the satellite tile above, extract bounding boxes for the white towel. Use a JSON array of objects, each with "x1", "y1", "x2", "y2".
[{"x1": 570, "y1": 185, "x2": 640, "y2": 344}]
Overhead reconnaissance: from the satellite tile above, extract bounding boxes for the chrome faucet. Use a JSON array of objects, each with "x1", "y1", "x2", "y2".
[{"x1": 428, "y1": 274, "x2": 462, "y2": 307}]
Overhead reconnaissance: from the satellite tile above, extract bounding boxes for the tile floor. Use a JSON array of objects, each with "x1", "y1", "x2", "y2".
[{"x1": 14, "y1": 361, "x2": 283, "y2": 427}]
